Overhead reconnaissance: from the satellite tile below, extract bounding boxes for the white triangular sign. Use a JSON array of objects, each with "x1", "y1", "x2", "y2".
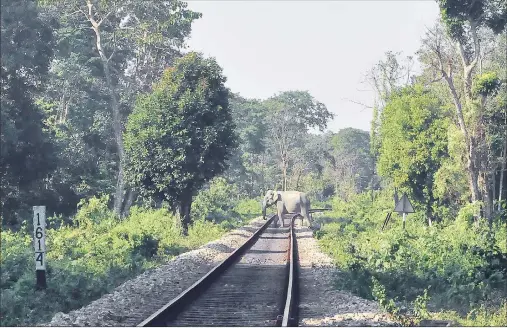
[{"x1": 393, "y1": 193, "x2": 414, "y2": 213}]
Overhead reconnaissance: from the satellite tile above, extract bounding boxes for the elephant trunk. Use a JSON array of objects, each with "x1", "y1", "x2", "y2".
[{"x1": 262, "y1": 199, "x2": 267, "y2": 220}]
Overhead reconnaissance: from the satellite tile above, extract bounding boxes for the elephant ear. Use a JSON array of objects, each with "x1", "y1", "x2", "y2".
[
  {"x1": 265, "y1": 189, "x2": 273, "y2": 198},
  {"x1": 274, "y1": 191, "x2": 281, "y2": 202}
]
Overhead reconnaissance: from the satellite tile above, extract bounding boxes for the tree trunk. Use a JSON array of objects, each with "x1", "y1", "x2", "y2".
[
  {"x1": 442, "y1": 74, "x2": 481, "y2": 202},
  {"x1": 122, "y1": 188, "x2": 137, "y2": 218},
  {"x1": 101, "y1": 52, "x2": 125, "y2": 217},
  {"x1": 85, "y1": 1, "x2": 126, "y2": 216},
  {"x1": 482, "y1": 173, "x2": 493, "y2": 225},
  {"x1": 179, "y1": 196, "x2": 192, "y2": 236},
  {"x1": 492, "y1": 171, "x2": 497, "y2": 210},
  {"x1": 499, "y1": 137, "x2": 507, "y2": 211},
  {"x1": 282, "y1": 156, "x2": 288, "y2": 191},
  {"x1": 433, "y1": 25, "x2": 482, "y2": 204},
  {"x1": 295, "y1": 171, "x2": 302, "y2": 190},
  {"x1": 153, "y1": 193, "x2": 164, "y2": 209}
]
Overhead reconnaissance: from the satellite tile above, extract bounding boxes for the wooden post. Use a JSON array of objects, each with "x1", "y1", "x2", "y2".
[
  {"x1": 402, "y1": 212, "x2": 406, "y2": 230},
  {"x1": 33, "y1": 206, "x2": 47, "y2": 289}
]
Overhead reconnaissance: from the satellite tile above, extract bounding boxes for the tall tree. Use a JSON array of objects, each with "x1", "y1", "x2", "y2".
[
  {"x1": 378, "y1": 85, "x2": 449, "y2": 224},
  {"x1": 264, "y1": 91, "x2": 333, "y2": 191},
  {"x1": 38, "y1": 0, "x2": 200, "y2": 216},
  {"x1": 329, "y1": 128, "x2": 374, "y2": 200},
  {"x1": 366, "y1": 51, "x2": 414, "y2": 159},
  {"x1": 224, "y1": 94, "x2": 271, "y2": 197},
  {"x1": 1, "y1": 0, "x2": 55, "y2": 227},
  {"x1": 124, "y1": 52, "x2": 237, "y2": 235},
  {"x1": 420, "y1": 0, "x2": 506, "y2": 209}
]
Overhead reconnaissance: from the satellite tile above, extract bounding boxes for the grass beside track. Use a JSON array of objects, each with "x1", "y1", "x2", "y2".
[
  {"x1": 312, "y1": 192, "x2": 507, "y2": 327},
  {"x1": 0, "y1": 196, "x2": 261, "y2": 326}
]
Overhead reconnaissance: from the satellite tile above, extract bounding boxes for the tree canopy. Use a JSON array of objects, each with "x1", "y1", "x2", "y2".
[
  {"x1": 124, "y1": 52, "x2": 237, "y2": 234},
  {"x1": 1, "y1": 0, "x2": 56, "y2": 227}
]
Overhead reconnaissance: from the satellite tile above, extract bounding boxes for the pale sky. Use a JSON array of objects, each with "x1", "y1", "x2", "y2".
[{"x1": 184, "y1": 1, "x2": 440, "y2": 133}]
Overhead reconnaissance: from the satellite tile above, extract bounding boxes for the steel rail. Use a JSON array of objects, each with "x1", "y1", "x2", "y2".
[
  {"x1": 280, "y1": 214, "x2": 299, "y2": 327},
  {"x1": 138, "y1": 214, "x2": 277, "y2": 327}
]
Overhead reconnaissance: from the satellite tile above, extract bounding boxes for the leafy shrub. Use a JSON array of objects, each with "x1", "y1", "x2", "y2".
[
  {"x1": 316, "y1": 190, "x2": 507, "y2": 325},
  {"x1": 0, "y1": 193, "x2": 256, "y2": 326},
  {"x1": 473, "y1": 71, "x2": 501, "y2": 97},
  {"x1": 192, "y1": 177, "x2": 241, "y2": 223},
  {"x1": 191, "y1": 177, "x2": 261, "y2": 230},
  {"x1": 184, "y1": 220, "x2": 226, "y2": 249},
  {"x1": 74, "y1": 194, "x2": 114, "y2": 228},
  {"x1": 234, "y1": 198, "x2": 261, "y2": 218}
]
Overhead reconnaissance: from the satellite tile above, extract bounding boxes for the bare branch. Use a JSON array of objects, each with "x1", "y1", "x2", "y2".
[
  {"x1": 107, "y1": 32, "x2": 117, "y2": 61},
  {"x1": 97, "y1": 11, "x2": 112, "y2": 27},
  {"x1": 342, "y1": 98, "x2": 373, "y2": 110},
  {"x1": 468, "y1": 18, "x2": 481, "y2": 70}
]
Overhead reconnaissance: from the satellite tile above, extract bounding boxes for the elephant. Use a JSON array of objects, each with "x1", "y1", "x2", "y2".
[{"x1": 261, "y1": 190, "x2": 312, "y2": 228}]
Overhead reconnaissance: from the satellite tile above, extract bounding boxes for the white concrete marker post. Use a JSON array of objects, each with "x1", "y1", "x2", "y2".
[{"x1": 33, "y1": 206, "x2": 47, "y2": 289}]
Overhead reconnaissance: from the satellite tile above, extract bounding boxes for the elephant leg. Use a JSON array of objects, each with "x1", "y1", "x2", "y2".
[
  {"x1": 277, "y1": 204, "x2": 285, "y2": 228},
  {"x1": 301, "y1": 206, "x2": 311, "y2": 228}
]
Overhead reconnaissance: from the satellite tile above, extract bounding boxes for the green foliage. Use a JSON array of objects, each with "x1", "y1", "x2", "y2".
[
  {"x1": 329, "y1": 128, "x2": 374, "y2": 199},
  {"x1": 435, "y1": 301, "x2": 507, "y2": 326},
  {"x1": 263, "y1": 90, "x2": 333, "y2": 191},
  {"x1": 473, "y1": 71, "x2": 501, "y2": 97},
  {"x1": 74, "y1": 195, "x2": 113, "y2": 228},
  {"x1": 433, "y1": 124, "x2": 470, "y2": 206},
  {"x1": 378, "y1": 85, "x2": 450, "y2": 219},
  {"x1": 437, "y1": 0, "x2": 507, "y2": 38},
  {"x1": 413, "y1": 289, "x2": 431, "y2": 320},
  {"x1": 192, "y1": 177, "x2": 239, "y2": 223},
  {"x1": 184, "y1": 220, "x2": 226, "y2": 249},
  {"x1": 124, "y1": 52, "x2": 238, "y2": 231},
  {"x1": 316, "y1": 191, "x2": 507, "y2": 325},
  {"x1": 191, "y1": 177, "x2": 262, "y2": 231},
  {"x1": 0, "y1": 193, "x2": 257, "y2": 326},
  {"x1": 1, "y1": 0, "x2": 56, "y2": 228},
  {"x1": 0, "y1": 0, "x2": 203, "y2": 227},
  {"x1": 266, "y1": 91, "x2": 333, "y2": 133},
  {"x1": 222, "y1": 94, "x2": 271, "y2": 197},
  {"x1": 234, "y1": 198, "x2": 262, "y2": 217},
  {"x1": 229, "y1": 94, "x2": 268, "y2": 155}
]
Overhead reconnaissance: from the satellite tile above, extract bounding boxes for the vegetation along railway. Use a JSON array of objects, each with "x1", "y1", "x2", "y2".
[
  {"x1": 3, "y1": 0, "x2": 506, "y2": 326},
  {"x1": 139, "y1": 214, "x2": 300, "y2": 327}
]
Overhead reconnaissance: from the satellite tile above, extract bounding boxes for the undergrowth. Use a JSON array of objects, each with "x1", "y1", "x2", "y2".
[
  {"x1": 1, "y1": 181, "x2": 260, "y2": 326},
  {"x1": 315, "y1": 191, "x2": 507, "y2": 326}
]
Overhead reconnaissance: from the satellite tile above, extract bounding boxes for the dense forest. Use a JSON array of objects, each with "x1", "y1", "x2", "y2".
[{"x1": 1, "y1": 0, "x2": 506, "y2": 326}]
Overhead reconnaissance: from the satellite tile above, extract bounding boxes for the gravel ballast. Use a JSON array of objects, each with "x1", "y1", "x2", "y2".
[
  {"x1": 296, "y1": 225, "x2": 396, "y2": 326},
  {"x1": 47, "y1": 217, "x2": 396, "y2": 327},
  {"x1": 48, "y1": 218, "x2": 267, "y2": 327},
  {"x1": 166, "y1": 226, "x2": 290, "y2": 326}
]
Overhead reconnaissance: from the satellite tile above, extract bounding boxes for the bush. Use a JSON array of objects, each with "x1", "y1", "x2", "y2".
[
  {"x1": 74, "y1": 195, "x2": 114, "y2": 228},
  {"x1": 0, "y1": 192, "x2": 257, "y2": 326},
  {"x1": 191, "y1": 177, "x2": 261, "y2": 229},
  {"x1": 234, "y1": 198, "x2": 261, "y2": 218},
  {"x1": 192, "y1": 177, "x2": 241, "y2": 223},
  {"x1": 316, "y1": 190, "x2": 507, "y2": 325}
]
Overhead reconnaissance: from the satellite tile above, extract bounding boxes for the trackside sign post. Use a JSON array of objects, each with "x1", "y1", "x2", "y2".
[
  {"x1": 33, "y1": 206, "x2": 47, "y2": 289},
  {"x1": 393, "y1": 193, "x2": 414, "y2": 229}
]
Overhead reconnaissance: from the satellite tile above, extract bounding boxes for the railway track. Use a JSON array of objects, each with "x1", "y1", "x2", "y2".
[{"x1": 138, "y1": 214, "x2": 300, "y2": 327}]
